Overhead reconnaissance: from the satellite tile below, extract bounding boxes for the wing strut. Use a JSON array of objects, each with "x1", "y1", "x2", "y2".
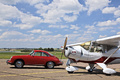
[{"x1": 103, "y1": 46, "x2": 120, "y2": 64}]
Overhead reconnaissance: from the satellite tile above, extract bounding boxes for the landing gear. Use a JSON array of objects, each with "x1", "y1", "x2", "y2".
[
  {"x1": 86, "y1": 64, "x2": 96, "y2": 73},
  {"x1": 67, "y1": 71, "x2": 74, "y2": 74},
  {"x1": 66, "y1": 66, "x2": 78, "y2": 74},
  {"x1": 88, "y1": 69, "x2": 93, "y2": 72}
]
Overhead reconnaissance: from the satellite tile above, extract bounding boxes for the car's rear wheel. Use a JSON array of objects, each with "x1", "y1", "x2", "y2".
[
  {"x1": 14, "y1": 60, "x2": 24, "y2": 68},
  {"x1": 45, "y1": 61, "x2": 54, "y2": 69}
]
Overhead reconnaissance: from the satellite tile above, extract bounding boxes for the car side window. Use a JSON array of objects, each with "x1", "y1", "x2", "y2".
[
  {"x1": 34, "y1": 52, "x2": 42, "y2": 56},
  {"x1": 34, "y1": 52, "x2": 49, "y2": 57},
  {"x1": 42, "y1": 52, "x2": 49, "y2": 57}
]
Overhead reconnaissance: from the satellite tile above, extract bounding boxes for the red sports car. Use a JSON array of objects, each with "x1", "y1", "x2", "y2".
[{"x1": 6, "y1": 50, "x2": 63, "y2": 68}]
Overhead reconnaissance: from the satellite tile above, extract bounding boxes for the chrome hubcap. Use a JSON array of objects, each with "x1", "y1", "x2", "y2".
[
  {"x1": 16, "y1": 61, "x2": 23, "y2": 68},
  {"x1": 47, "y1": 62, "x2": 54, "y2": 68}
]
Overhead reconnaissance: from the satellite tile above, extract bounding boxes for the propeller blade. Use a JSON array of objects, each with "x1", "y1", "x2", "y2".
[
  {"x1": 61, "y1": 37, "x2": 67, "y2": 59},
  {"x1": 64, "y1": 37, "x2": 67, "y2": 49}
]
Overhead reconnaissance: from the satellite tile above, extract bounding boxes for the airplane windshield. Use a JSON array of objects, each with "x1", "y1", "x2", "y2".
[
  {"x1": 80, "y1": 41, "x2": 91, "y2": 50},
  {"x1": 80, "y1": 41, "x2": 102, "y2": 52}
]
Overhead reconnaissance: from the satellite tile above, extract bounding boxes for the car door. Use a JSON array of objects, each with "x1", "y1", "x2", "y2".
[{"x1": 33, "y1": 52, "x2": 49, "y2": 65}]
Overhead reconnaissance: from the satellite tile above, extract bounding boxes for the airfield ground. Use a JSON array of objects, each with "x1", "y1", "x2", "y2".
[{"x1": 0, "y1": 59, "x2": 120, "y2": 80}]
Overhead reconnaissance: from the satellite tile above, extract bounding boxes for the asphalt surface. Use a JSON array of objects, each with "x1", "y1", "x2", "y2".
[{"x1": 0, "y1": 59, "x2": 120, "y2": 80}]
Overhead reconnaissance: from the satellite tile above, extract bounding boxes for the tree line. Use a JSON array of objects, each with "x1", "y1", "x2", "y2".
[{"x1": 21, "y1": 47, "x2": 54, "y2": 52}]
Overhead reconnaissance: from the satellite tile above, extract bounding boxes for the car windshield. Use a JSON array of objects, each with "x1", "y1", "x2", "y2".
[
  {"x1": 29, "y1": 51, "x2": 34, "y2": 55},
  {"x1": 48, "y1": 52, "x2": 54, "y2": 56}
]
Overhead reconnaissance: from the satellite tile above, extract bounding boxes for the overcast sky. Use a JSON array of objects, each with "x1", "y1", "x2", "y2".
[{"x1": 0, "y1": 0, "x2": 120, "y2": 48}]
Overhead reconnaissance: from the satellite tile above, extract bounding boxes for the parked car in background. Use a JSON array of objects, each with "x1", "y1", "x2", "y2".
[{"x1": 6, "y1": 50, "x2": 63, "y2": 68}]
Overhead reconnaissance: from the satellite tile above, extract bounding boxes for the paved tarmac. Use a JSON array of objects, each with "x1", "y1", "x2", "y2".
[{"x1": 0, "y1": 59, "x2": 120, "y2": 80}]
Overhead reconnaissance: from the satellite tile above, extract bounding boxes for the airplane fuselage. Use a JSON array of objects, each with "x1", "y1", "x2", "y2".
[{"x1": 65, "y1": 46, "x2": 120, "y2": 64}]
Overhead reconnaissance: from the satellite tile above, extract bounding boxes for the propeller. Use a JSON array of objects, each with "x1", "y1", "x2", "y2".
[{"x1": 61, "y1": 37, "x2": 67, "y2": 59}]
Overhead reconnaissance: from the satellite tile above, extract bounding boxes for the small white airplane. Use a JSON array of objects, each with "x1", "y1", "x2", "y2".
[{"x1": 61, "y1": 35, "x2": 120, "y2": 75}]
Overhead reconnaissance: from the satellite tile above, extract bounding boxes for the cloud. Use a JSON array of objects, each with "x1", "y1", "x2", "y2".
[
  {"x1": 0, "y1": 31, "x2": 32, "y2": 41},
  {"x1": 0, "y1": 19, "x2": 12, "y2": 27},
  {"x1": 99, "y1": 27, "x2": 113, "y2": 31},
  {"x1": 97, "y1": 17, "x2": 120, "y2": 27},
  {"x1": 13, "y1": 24, "x2": 34, "y2": 29},
  {"x1": 102, "y1": 6, "x2": 120, "y2": 17},
  {"x1": 0, "y1": 0, "x2": 47, "y2": 5},
  {"x1": 28, "y1": 29, "x2": 51, "y2": 35},
  {"x1": 48, "y1": 25, "x2": 69, "y2": 28},
  {"x1": 0, "y1": 0, "x2": 21, "y2": 5},
  {"x1": 0, "y1": 3, "x2": 21, "y2": 19},
  {"x1": 85, "y1": 25, "x2": 97, "y2": 34},
  {"x1": 117, "y1": 32, "x2": 120, "y2": 35},
  {"x1": 35, "y1": 0, "x2": 86, "y2": 23},
  {"x1": 70, "y1": 25, "x2": 80, "y2": 30},
  {"x1": 85, "y1": 0, "x2": 111, "y2": 15},
  {"x1": 99, "y1": 35, "x2": 107, "y2": 38},
  {"x1": 0, "y1": 2, "x2": 42, "y2": 29},
  {"x1": 102, "y1": 7, "x2": 116, "y2": 14}
]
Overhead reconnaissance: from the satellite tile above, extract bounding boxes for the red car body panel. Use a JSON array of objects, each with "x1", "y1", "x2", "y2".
[{"x1": 7, "y1": 50, "x2": 63, "y2": 66}]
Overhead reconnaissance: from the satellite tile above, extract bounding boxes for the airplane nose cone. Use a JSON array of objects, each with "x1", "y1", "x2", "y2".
[{"x1": 64, "y1": 47, "x2": 70, "y2": 57}]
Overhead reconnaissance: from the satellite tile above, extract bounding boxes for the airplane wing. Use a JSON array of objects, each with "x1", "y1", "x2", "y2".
[
  {"x1": 66, "y1": 41, "x2": 91, "y2": 47},
  {"x1": 66, "y1": 42, "x2": 83, "y2": 47},
  {"x1": 95, "y1": 35, "x2": 120, "y2": 46}
]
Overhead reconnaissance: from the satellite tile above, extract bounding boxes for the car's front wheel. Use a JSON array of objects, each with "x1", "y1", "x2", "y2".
[
  {"x1": 45, "y1": 61, "x2": 54, "y2": 69},
  {"x1": 14, "y1": 60, "x2": 24, "y2": 68}
]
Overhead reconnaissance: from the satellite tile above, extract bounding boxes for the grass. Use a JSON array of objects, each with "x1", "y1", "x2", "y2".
[{"x1": 0, "y1": 51, "x2": 66, "y2": 59}]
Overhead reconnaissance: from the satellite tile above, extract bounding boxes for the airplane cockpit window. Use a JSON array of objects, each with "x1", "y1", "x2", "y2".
[
  {"x1": 80, "y1": 41, "x2": 103, "y2": 52},
  {"x1": 102, "y1": 45, "x2": 117, "y2": 53},
  {"x1": 80, "y1": 41, "x2": 91, "y2": 50}
]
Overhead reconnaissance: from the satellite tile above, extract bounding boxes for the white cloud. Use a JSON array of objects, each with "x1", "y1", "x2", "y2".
[
  {"x1": 0, "y1": 0, "x2": 47, "y2": 5},
  {"x1": 102, "y1": 6, "x2": 120, "y2": 17},
  {"x1": 0, "y1": 31, "x2": 30, "y2": 40},
  {"x1": 84, "y1": 25, "x2": 97, "y2": 34},
  {"x1": 102, "y1": 7, "x2": 116, "y2": 14},
  {"x1": 99, "y1": 27, "x2": 113, "y2": 31},
  {"x1": 85, "y1": 0, "x2": 111, "y2": 15},
  {"x1": 14, "y1": 24, "x2": 33, "y2": 29},
  {"x1": 48, "y1": 25, "x2": 69, "y2": 29},
  {"x1": 0, "y1": 19, "x2": 12, "y2": 27},
  {"x1": 29, "y1": 29, "x2": 51, "y2": 35},
  {"x1": 0, "y1": 3, "x2": 21, "y2": 19},
  {"x1": 114, "y1": 10, "x2": 120, "y2": 17},
  {"x1": 0, "y1": 0, "x2": 21, "y2": 5},
  {"x1": 70, "y1": 25, "x2": 80, "y2": 30},
  {"x1": 97, "y1": 18, "x2": 120, "y2": 27},
  {"x1": 63, "y1": 15, "x2": 78, "y2": 22},
  {"x1": 35, "y1": 0, "x2": 86, "y2": 23},
  {"x1": 0, "y1": 2, "x2": 42, "y2": 29},
  {"x1": 20, "y1": 14, "x2": 42, "y2": 25},
  {"x1": 117, "y1": 32, "x2": 120, "y2": 35},
  {"x1": 99, "y1": 35, "x2": 107, "y2": 38}
]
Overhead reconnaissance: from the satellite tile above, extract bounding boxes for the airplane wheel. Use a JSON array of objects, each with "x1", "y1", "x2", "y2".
[
  {"x1": 88, "y1": 69, "x2": 93, "y2": 72},
  {"x1": 67, "y1": 71, "x2": 74, "y2": 74}
]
